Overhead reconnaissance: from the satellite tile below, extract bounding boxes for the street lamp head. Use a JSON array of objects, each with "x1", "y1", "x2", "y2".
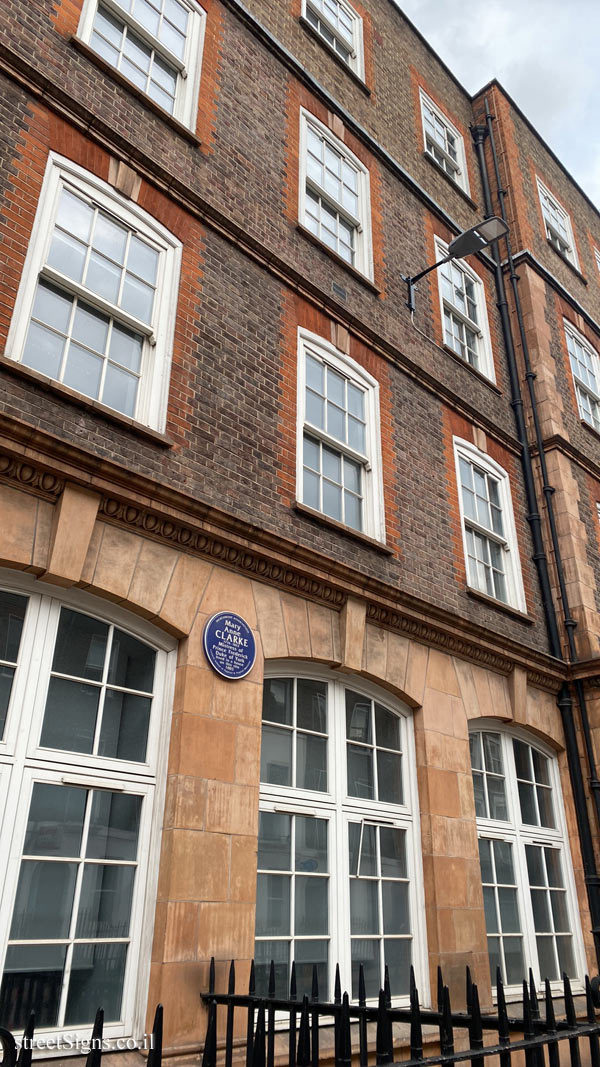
[{"x1": 405, "y1": 215, "x2": 509, "y2": 312}]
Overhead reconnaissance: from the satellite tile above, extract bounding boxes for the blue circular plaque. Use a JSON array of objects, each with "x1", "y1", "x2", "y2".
[{"x1": 203, "y1": 611, "x2": 256, "y2": 680}]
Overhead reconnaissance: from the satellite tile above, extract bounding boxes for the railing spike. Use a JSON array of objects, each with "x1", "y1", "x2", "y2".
[
  {"x1": 376, "y1": 989, "x2": 392, "y2": 1065},
  {"x1": 290, "y1": 961, "x2": 297, "y2": 1001},
  {"x1": 466, "y1": 965, "x2": 473, "y2": 1012},
  {"x1": 496, "y1": 971, "x2": 509, "y2": 1043},
  {"x1": 251, "y1": 1005, "x2": 266, "y2": 1067},
  {"x1": 469, "y1": 984, "x2": 484, "y2": 1067},
  {"x1": 544, "y1": 978, "x2": 559, "y2": 1067},
  {"x1": 384, "y1": 964, "x2": 391, "y2": 1008},
  {"x1": 334, "y1": 963, "x2": 341, "y2": 1005},
  {"x1": 86, "y1": 1008, "x2": 104, "y2": 1067},
  {"x1": 564, "y1": 972, "x2": 577, "y2": 1027},
  {"x1": 337, "y1": 993, "x2": 352, "y2": 1067},
  {"x1": 440, "y1": 986, "x2": 454, "y2": 1057},
  {"x1": 297, "y1": 996, "x2": 311, "y2": 1067},
  {"x1": 201, "y1": 1000, "x2": 217, "y2": 1067},
  {"x1": 268, "y1": 960, "x2": 276, "y2": 999},
  {"x1": 16, "y1": 1013, "x2": 35, "y2": 1067},
  {"x1": 587, "y1": 975, "x2": 597, "y2": 1023},
  {"x1": 529, "y1": 967, "x2": 539, "y2": 1020},
  {"x1": 437, "y1": 966, "x2": 444, "y2": 1014},
  {"x1": 586, "y1": 975, "x2": 600, "y2": 1067},
  {"x1": 311, "y1": 964, "x2": 319, "y2": 1003},
  {"x1": 410, "y1": 973, "x2": 423, "y2": 1061},
  {"x1": 147, "y1": 1004, "x2": 163, "y2": 1067},
  {"x1": 522, "y1": 980, "x2": 533, "y2": 1040},
  {"x1": 209, "y1": 957, "x2": 215, "y2": 995},
  {"x1": 358, "y1": 963, "x2": 366, "y2": 1008},
  {"x1": 249, "y1": 959, "x2": 256, "y2": 995},
  {"x1": 228, "y1": 960, "x2": 236, "y2": 994}
]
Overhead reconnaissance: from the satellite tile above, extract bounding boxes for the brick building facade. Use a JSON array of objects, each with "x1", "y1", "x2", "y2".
[{"x1": 1, "y1": 0, "x2": 600, "y2": 1058}]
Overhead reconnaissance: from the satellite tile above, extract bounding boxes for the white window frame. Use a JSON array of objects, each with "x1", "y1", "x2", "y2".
[
  {"x1": 6, "y1": 154, "x2": 181, "y2": 433},
  {"x1": 299, "y1": 109, "x2": 373, "y2": 281},
  {"x1": 435, "y1": 237, "x2": 495, "y2": 382},
  {"x1": 302, "y1": 0, "x2": 364, "y2": 80},
  {"x1": 594, "y1": 248, "x2": 600, "y2": 277},
  {"x1": 419, "y1": 90, "x2": 469, "y2": 195},
  {"x1": 296, "y1": 328, "x2": 385, "y2": 542},
  {"x1": 536, "y1": 178, "x2": 579, "y2": 269},
  {"x1": 77, "y1": 0, "x2": 206, "y2": 130},
  {"x1": 470, "y1": 722, "x2": 586, "y2": 997},
  {"x1": 453, "y1": 438, "x2": 526, "y2": 612},
  {"x1": 0, "y1": 568, "x2": 176, "y2": 1044},
  {"x1": 564, "y1": 319, "x2": 600, "y2": 433},
  {"x1": 257, "y1": 662, "x2": 428, "y2": 1005}
]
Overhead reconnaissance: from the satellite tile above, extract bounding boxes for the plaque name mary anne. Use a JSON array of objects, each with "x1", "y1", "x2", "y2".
[{"x1": 203, "y1": 611, "x2": 256, "y2": 680}]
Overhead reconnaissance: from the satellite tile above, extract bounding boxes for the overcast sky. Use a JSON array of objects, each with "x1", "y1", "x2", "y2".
[{"x1": 395, "y1": 0, "x2": 600, "y2": 212}]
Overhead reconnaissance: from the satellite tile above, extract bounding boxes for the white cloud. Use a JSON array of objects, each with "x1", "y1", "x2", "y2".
[{"x1": 394, "y1": 0, "x2": 600, "y2": 208}]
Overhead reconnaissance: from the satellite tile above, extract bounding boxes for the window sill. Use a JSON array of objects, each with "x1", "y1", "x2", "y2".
[
  {"x1": 299, "y1": 17, "x2": 371, "y2": 96},
  {"x1": 71, "y1": 36, "x2": 201, "y2": 147},
  {"x1": 442, "y1": 344, "x2": 502, "y2": 394},
  {"x1": 296, "y1": 225, "x2": 381, "y2": 295},
  {"x1": 0, "y1": 353, "x2": 174, "y2": 447},
  {"x1": 545, "y1": 238, "x2": 587, "y2": 285},
  {"x1": 422, "y1": 151, "x2": 477, "y2": 209},
  {"x1": 466, "y1": 586, "x2": 533, "y2": 624},
  {"x1": 293, "y1": 501, "x2": 393, "y2": 554}
]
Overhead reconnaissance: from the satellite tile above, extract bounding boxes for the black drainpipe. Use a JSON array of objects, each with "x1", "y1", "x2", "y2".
[{"x1": 471, "y1": 119, "x2": 600, "y2": 970}]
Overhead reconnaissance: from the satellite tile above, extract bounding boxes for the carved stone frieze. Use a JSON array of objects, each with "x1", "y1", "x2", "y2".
[{"x1": 0, "y1": 453, "x2": 64, "y2": 499}]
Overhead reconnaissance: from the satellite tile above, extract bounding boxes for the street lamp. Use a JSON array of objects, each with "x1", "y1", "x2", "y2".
[{"x1": 405, "y1": 215, "x2": 509, "y2": 313}]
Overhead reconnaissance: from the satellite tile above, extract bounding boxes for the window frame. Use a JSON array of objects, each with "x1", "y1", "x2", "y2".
[
  {"x1": 296, "y1": 328, "x2": 385, "y2": 542},
  {"x1": 435, "y1": 237, "x2": 495, "y2": 382},
  {"x1": 564, "y1": 319, "x2": 600, "y2": 433},
  {"x1": 0, "y1": 568, "x2": 176, "y2": 1043},
  {"x1": 536, "y1": 178, "x2": 579, "y2": 269},
  {"x1": 470, "y1": 722, "x2": 586, "y2": 997},
  {"x1": 257, "y1": 661, "x2": 428, "y2": 1005},
  {"x1": 594, "y1": 248, "x2": 600, "y2": 277},
  {"x1": 77, "y1": 0, "x2": 206, "y2": 130},
  {"x1": 419, "y1": 90, "x2": 470, "y2": 195},
  {"x1": 302, "y1": 0, "x2": 364, "y2": 80},
  {"x1": 453, "y1": 438, "x2": 526, "y2": 612},
  {"x1": 299, "y1": 109, "x2": 373, "y2": 281},
  {"x1": 6, "y1": 153, "x2": 182, "y2": 433}
]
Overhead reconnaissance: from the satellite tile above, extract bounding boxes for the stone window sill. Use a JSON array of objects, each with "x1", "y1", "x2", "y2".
[
  {"x1": 0, "y1": 353, "x2": 174, "y2": 448},
  {"x1": 293, "y1": 501, "x2": 393, "y2": 554},
  {"x1": 299, "y1": 16, "x2": 371, "y2": 96},
  {"x1": 545, "y1": 237, "x2": 587, "y2": 285},
  {"x1": 466, "y1": 585, "x2": 534, "y2": 624},
  {"x1": 296, "y1": 225, "x2": 381, "y2": 296},
  {"x1": 71, "y1": 36, "x2": 201, "y2": 147}
]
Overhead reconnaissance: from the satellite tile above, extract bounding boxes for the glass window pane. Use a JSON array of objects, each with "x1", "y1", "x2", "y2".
[
  {"x1": 532, "y1": 749, "x2": 550, "y2": 785},
  {"x1": 32, "y1": 280, "x2": 73, "y2": 333},
  {"x1": 294, "y1": 940, "x2": 328, "y2": 1000},
  {"x1": 40, "y1": 677, "x2": 100, "y2": 754},
  {"x1": 348, "y1": 822, "x2": 376, "y2": 877},
  {"x1": 306, "y1": 354, "x2": 324, "y2": 393},
  {"x1": 63, "y1": 343, "x2": 103, "y2": 399},
  {"x1": 306, "y1": 388, "x2": 324, "y2": 428},
  {"x1": 103, "y1": 363, "x2": 138, "y2": 417},
  {"x1": 23, "y1": 320, "x2": 66, "y2": 378},
  {"x1": 121, "y1": 273, "x2": 154, "y2": 322},
  {"x1": 0, "y1": 666, "x2": 15, "y2": 735},
  {"x1": 375, "y1": 705, "x2": 400, "y2": 751},
  {"x1": 556, "y1": 935, "x2": 576, "y2": 978},
  {"x1": 87, "y1": 791, "x2": 141, "y2": 861},
  {"x1": 128, "y1": 235, "x2": 159, "y2": 285},
  {"x1": 344, "y1": 492, "x2": 362, "y2": 531},
  {"x1": 550, "y1": 890, "x2": 570, "y2": 933},
  {"x1": 377, "y1": 750, "x2": 402, "y2": 804},
  {"x1": 255, "y1": 873, "x2": 290, "y2": 936},
  {"x1": 537, "y1": 786, "x2": 555, "y2": 829},
  {"x1": 513, "y1": 739, "x2": 531, "y2": 780},
  {"x1": 297, "y1": 734, "x2": 327, "y2": 792},
  {"x1": 260, "y1": 724, "x2": 292, "y2": 787},
  {"x1": 493, "y1": 840, "x2": 515, "y2": 885},
  {"x1": 76, "y1": 864, "x2": 136, "y2": 938},
  {"x1": 86, "y1": 251, "x2": 122, "y2": 303},
  {"x1": 526, "y1": 845, "x2": 545, "y2": 886},
  {"x1": 303, "y1": 469, "x2": 320, "y2": 510},
  {"x1": 48, "y1": 230, "x2": 87, "y2": 282},
  {"x1": 497, "y1": 887, "x2": 520, "y2": 933},
  {"x1": 57, "y1": 190, "x2": 93, "y2": 243},
  {"x1": 297, "y1": 679, "x2": 327, "y2": 733},
  {"x1": 322, "y1": 479, "x2": 342, "y2": 521},
  {"x1": 351, "y1": 939, "x2": 380, "y2": 999},
  {"x1": 483, "y1": 733, "x2": 503, "y2": 774},
  {"x1": 382, "y1": 882, "x2": 409, "y2": 934},
  {"x1": 478, "y1": 839, "x2": 493, "y2": 883},
  {"x1": 93, "y1": 214, "x2": 128, "y2": 264},
  {"x1": 531, "y1": 890, "x2": 551, "y2": 932},
  {"x1": 262, "y1": 678, "x2": 292, "y2": 726},
  {"x1": 518, "y1": 781, "x2": 537, "y2": 825},
  {"x1": 99, "y1": 690, "x2": 151, "y2": 762},
  {"x1": 108, "y1": 630, "x2": 155, "y2": 691},
  {"x1": 380, "y1": 828, "x2": 406, "y2": 878},
  {"x1": 545, "y1": 849, "x2": 564, "y2": 888},
  {"x1": 9, "y1": 860, "x2": 77, "y2": 939},
  {"x1": 109, "y1": 323, "x2": 143, "y2": 372},
  {"x1": 347, "y1": 744, "x2": 373, "y2": 799},
  {"x1": 473, "y1": 772, "x2": 486, "y2": 817},
  {"x1": 0, "y1": 944, "x2": 67, "y2": 1030},
  {"x1": 537, "y1": 936, "x2": 558, "y2": 981},
  {"x1": 483, "y1": 886, "x2": 498, "y2": 933},
  {"x1": 0, "y1": 591, "x2": 27, "y2": 663},
  {"x1": 504, "y1": 938, "x2": 525, "y2": 985},
  {"x1": 65, "y1": 943, "x2": 128, "y2": 1025},
  {"x1": 350, "y1": 878, "x2": 378, "y2": 935},
  {"x1": 384, "y1": 939, "x2": 411, "y2": 997},
  {"x1": 295, "y1": 876, "x2": 328, "y2": 935},
  {"x1": 346, "y1": 691, "x2": 372, "y2": 743},
  {"x1": 52, "y1": 609, "x2": 109, "y2": 681},
  {"x1": 254, "y1": 940, "x2": 288, "y2": 999},
  {"x1": 487, "y1": 776, "x2": 508, "y2": 820},
  {"x1": 295, "y1": 816, "x2": 328, "y2": 873},
  {"x1": 258, "y1": 812, "x2": 291, "y2": 871},
  {"x1": 24, "y1": 784, "x2": 86, "y2": 857},
  {"x1": 72, "y1": 303, "x2": 109, "y2": 353},
  {"x1": 322, "y1": 445, "x2": 341, "y2": 482}
]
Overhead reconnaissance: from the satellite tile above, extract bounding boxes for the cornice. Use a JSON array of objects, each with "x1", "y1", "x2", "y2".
[
  {"x1": 0, "y1": 43, "x2": 521, "y2": 456},
  {"x1": 507, "y1": 250, "x2": 600, "y2": 342},
  {"x1": 0, "y1": 421, "x2": 566, "y2": 691},
  {"x1": 535, "y1": 434, "x2": 600, "y2": 484}
]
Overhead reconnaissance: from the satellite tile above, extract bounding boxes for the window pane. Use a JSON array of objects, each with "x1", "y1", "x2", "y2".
[
  {"x1": 556, "y1": 935, "x2": 576, "y2": 978},
  {"x1": 384, "y1": 939, "x2": 411, "y2": 997},
  {"x1": 122, "y1": 273, "x2": 154, "y2": 322},
  {"x1": 351, "y1": 940, "x2": 380, "y2": 999},
  {"x1": 24, "y1": 783, "x2": 86, "y2": 857},
  {"x1": 93, "y1": 213, "x2": 128, "y2": 264},
  {"x1": 504, "y1": 938, "x2": 525, "y2": 985},
  {"x1": 537, "y1": 786, "x2": 555, "y2": 828},
  {"x1": 537, "y1": 936, "x2": 558, "y2": 981},
  {"x1": 52, "y1": 609, "x2": 109, "y2": 681},
  {"x1": 23, "y1": 323, "x2": 64, "y2": 382},
  {"x1": 347, "y1": 744, "x2": 373, "y2": 799},
  {"x1": 375, "y1": 705, "x2": 400, "y2": 751},
  {"x1": 377, "y1": 750, "x2": 402, "y2": 804},
  {"x1": 65, "y1": 943, "x2": 128, "y2": 1025},
  {"x1": 545, "y1": 849, "x2": 564, "y2": 887},
  {"x1": 87, "y1": 791, "x2": 141, "y2": 861},
  {"x1": 10, "y1": 860, "x2": 78, "y2": 939},
  {"x1": 478, "y1": 839, "x2": 493, "y2": 883},
  {"x1": 483, "y1": 886, "x2": 498, "y2": 933},
  {"x1": 63, "y1": 343, "x2": 103, "y2": 399},
  {"x1": 518, "y1": 780, "x2": 537, "y2": 825},
  {"x1": 99, "y1": 690, "x2": 151, "y2": 762},
  {"x1": 261, "y1": 724, "x2": 292, "y2": 786},
  {"x1": 76, "y1": 864, "x2": 135, "y2": 937},
  {"x1": 531, "y1": 889, "x2": 551, "y2": 932},
  {"x1": 473, "y1": 772, "x2": 486, "y2": 817},
  {"x1": 483, "y1": 733, "x2": 503, "y2": 774},
  {"x1": 323, "y1": 480, "x2": 342, "y2": 521},
  {"x1": 487, "y1": 776, "x2": 508, "y2": 821},
  {"x1": 0, "y1": 666, "x2": 15, "y2": 735},
  {"x1": 295, "y1": 817, "x2": 328, "y2": 873},
  {"x1": 297, "y1": 733, "x2": 327, "y2": 792},
  {"x1": 108, "y1": 629, "x2": 155, "y2": 690},
  {"x1": 254, "y1": 940, "x2": 288, "y2": 998},
  {"x1": 493, "y1": 841, "x2": 515, "y2": 885},
  {"x1": 262, "y1": 678, "x2": 293, "y2": 726},
  {"x1": 294, "y1": 940, "x2": 328, "y2": 999},
  {"x1": 382, "y1": 882, "x2": 409, "y2": 934},
  {"x1": 526, "y1": 845, "x2": 545, "y2": 886},
  {"x1": 48, "y1": 230, "x2": 87, "y2": 282},
  {"x1": 32, "y1": 280, "x2": 73, "y2": 333},
  {"x1": 350, "y1": 879, "x2": 378, "y2": 934},
  {"x1": 256, "y1": 873, "x2": 290, "y2": 936},
  {"x1": 513, "y1": 739, "x2": 531, "y2": 780},
  {"x1": 346, "y1": 691, "x2": 371, "y2": 743},
  {"x1": 550, "y1": 890, "x2": 570, "y2": 932},
  {"x1": 380, "y1": 828, "x2": 406, "y2": 878},
  {"x1": 40, "y1": 677, "x2": 100, "y2": 754},
  {"x1": 498, "y1": 888, "x2": 520, "y2": 933},
  {"x1": 487, "y1": 936, "x2": 501, "y2": 986},
  {"x1": 0, "y1": 944, "x2": 67, "y2": 1030},
  {"x1": 86, "y1": 251, "x2": 122, "y2": 303},
  {"x1": 297, "y1": 679, "x2": 327, "y2": 733},
  {"x1": 295, "y1": 876, "x2": 328, "y2": 935},
  {"x1": 109, "y1": 323, "x2": 143, "y2": 372},
  {"x1": 103, "y1": 364, "x2": 138, "y2": 417},
  {"x1": 258, "y1": 812, "x2": 291, "y2": 871},
  {"x1": 57, "y1": 190, "x2": 93, "y2": 243}
]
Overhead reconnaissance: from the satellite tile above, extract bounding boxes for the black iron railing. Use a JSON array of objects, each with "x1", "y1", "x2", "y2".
[
  {"x1": 0, "y1": 1005, "x2": 163, "y2": 1067},
  {"x1": 201, "y1": 960, "x2": 600, "y2": 1067}
]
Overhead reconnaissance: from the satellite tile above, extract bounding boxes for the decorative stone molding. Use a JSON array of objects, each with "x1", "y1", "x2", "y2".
[{"x1": 0, "y1": 453, "x2": 64, "y2": 499}]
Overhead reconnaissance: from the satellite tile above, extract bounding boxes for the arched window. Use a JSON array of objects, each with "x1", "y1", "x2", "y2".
[
  {"x1": 255, "y1": 665, "x2": 425, "y2": 1001},
  {"x1": 470, "y1": 724, "x2": 585, "y2": 991},
  {"x1": 0, "y1": 573, "x2": 175, "y2": 1039}
]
